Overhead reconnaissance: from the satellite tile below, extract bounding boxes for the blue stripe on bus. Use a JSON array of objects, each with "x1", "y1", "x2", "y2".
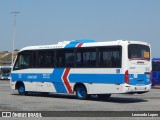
[
  {"x1": 12, "y1": 73, "x2": 125, "y2": 84},
  {"x1": 64, "y1": 40, "x2": 96, "y2": 48},
  {"x1": 129, "y1": 74, "x2": 150, "y2": 85},
  {"x1": 51, "y1": 69, "x2": 67, "y2": 93},
  {"x1": 12, "y1": 73, "x2": 42, "y2": 82},
  {"x1": 64, "y1": 43, "x2": 78, "y2": 48},
  {"x1": 12, "y1": 73, "x2": 150, "y2": 85},
  {"x1": 12, "y1": 69, "x2": 67, "y2": 93},
  {"x1": 69, "y1": 74, "x2": 149, "y2": 85},
  {"x1": 69, "y1": 74, "x2": 125, "y2": 84},
  {"x1": 12, "y1": 70, "x2": 151, "y2": 92}
]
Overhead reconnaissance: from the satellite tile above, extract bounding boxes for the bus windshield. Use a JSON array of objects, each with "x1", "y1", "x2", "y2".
[
  {"x1": 1, "y1": 68, "x2": 11, "y2": 76},
  {"x1": 128, "y1": 44, "x2": 150, "y2": 60}
]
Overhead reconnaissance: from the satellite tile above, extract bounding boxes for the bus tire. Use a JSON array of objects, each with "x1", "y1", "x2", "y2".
[
  {"x1": 97, "y1": 94, "x2": 111, "y2": 100},
  {"x1": 76, "y1": 85, "x2": 88, "y2": 100},
  {"x1": 18, "y1": 83, "x2": 26, "y2": 95}
]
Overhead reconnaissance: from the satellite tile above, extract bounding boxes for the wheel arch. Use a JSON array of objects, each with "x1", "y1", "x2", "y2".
[
  {"x1": 15, "y1": 81, "x2": 25, "y2": 90},
  {"x1": 73, "y1": 83, "x2": 88, "y2": 93}
]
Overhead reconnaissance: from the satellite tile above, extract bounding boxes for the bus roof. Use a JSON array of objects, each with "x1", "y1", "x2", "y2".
[
  {"x1": 19, "y1": 40, "x2": 150, "y2": 52},
  {"x1": 152, "y1": 58, "x2": 160, "y2": 62}
]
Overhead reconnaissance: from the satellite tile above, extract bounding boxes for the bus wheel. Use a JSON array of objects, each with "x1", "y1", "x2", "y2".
[
  {"x1": 97, "y1": 94, "x2": 111, "y2": 100},
  {"x1": 18, "y1": 84, "x2": 26, "y2": 95},
  {"x1": 76, "y1": 85, "x2": 88, "y2": 100}
]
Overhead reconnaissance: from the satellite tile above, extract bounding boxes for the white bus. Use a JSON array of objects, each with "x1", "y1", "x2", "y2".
[
  {"x1": 0, "y1": 66, "x2": 12, "y2": 80},
  {"x1": 10, "y1": 40, "x2": 151, "y2": 100}
]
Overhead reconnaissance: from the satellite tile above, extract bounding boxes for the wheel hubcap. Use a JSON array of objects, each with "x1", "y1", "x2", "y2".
[
  {"x1": 19, "y1": 86, "x2": 24, "y2": 94},
  {"x1": 77, "y1": 88, "x2": 85, "y2": 98}
]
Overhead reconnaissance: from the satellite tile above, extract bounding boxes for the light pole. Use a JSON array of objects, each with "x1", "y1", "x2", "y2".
[{"x1": 11, "y1": 12, "x2": 20, "y2": 66}]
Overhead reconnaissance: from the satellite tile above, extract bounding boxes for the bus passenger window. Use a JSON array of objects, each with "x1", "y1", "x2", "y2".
[
  {"x1": 76, "y1": 48, "x2": 96, "y2": 67},
  {"x1": 56, "y1": 50, "x2": 65, "y2": 67},
  {"x1": 37, "y1": 50, "x2": 55, "y2": 68},
  {"x1": 65, "y1": 52, "x2": 74, "y2": 67},
  {"x1": 98, "y1": 47, "x2": 121, "y2": 68},
  {"x1": 56, "y1": 49, "x2": 75, "y2": 68}
]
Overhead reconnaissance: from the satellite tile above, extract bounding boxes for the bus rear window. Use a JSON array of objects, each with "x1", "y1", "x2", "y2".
[
  {"x1": 152, "y1": 62, "x2": 160, "y2": 71},
  {"x1": 128, "y1": 44, "x2": 150, "y2": 60}
]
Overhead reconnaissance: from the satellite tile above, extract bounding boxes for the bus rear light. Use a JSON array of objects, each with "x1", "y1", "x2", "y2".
[{"x1": 125, "y1": 70, "x2": 129, "y2": 84}]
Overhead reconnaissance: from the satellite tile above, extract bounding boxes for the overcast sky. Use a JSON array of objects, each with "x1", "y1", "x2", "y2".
[{"x1": 0, "y1": 0, "x2": 160, "y2": 57}]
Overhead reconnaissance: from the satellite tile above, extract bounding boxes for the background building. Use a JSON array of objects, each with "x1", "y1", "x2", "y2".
[{"x1": 0, "y1": 50, "x2": 18, "y2": 66}]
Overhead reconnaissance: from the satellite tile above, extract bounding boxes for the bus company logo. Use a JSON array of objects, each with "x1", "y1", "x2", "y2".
[
  {"x1": 43, "y1": 74, "x2": 50, "y2": 78},
  {"x1": 2, "y1": 112, "x2": 11, "y2": 117},
  {"x1": 129, "y1": 74, "x2": 134, "y2": 79},
  {"x1": 27, "y1": 75, "x2": 37, "y2": 80},
  {"x1": 116, "y1": 69, "x2": 120, "y2": 74}
]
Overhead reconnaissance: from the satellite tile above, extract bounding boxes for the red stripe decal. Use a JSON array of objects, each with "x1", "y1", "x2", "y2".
[
  {"x1": 77, "y1": 43, "x2": 83, "y2": 48},
  {"x1": 62, "y1": 68, "x2": 73, "y2": 94}
]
